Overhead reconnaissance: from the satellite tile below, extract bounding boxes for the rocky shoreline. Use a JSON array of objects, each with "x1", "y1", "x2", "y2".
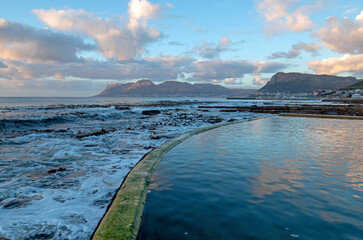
[{"x1": 199, "y1": 104, "x2": 363, "y2": 116}]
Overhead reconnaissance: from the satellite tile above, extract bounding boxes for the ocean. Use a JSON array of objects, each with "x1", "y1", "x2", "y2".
[{"x1": 0, "y1": 97, "x2": 323, "y2": 239}]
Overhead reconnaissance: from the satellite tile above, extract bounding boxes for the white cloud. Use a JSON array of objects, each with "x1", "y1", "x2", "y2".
[
  {"x1": 0, "y1": 19, "x2": 93, "y2": 63},
  {"x1": 33, "y1": 0, "x2": 169, "y2": 61},
  {"x1": 256, "y1": 0, "x2": 323, "y2": 34},
  {"x1": 308, "y1": 54, "x2": 363, "y2": 75},
  {"x1": 188, "y1": 37, "x2": 233, "y2": 59},
  {"x1": 268, "y1": 42, "x2": 320, "y2": 59},
  {"x1": 317, "y1": 10, "x2": 363, "y2": 54}
]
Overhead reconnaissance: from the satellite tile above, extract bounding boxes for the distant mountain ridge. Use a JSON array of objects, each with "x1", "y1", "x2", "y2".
[
  {"x1": 96, "y1": 80, "x2": 256, "y2": 97},
  {"x1": 258, "y1": 72, "x2": 360, "y2": 93}
]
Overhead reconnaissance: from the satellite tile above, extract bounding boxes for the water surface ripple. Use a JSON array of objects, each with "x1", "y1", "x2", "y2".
[{"x1": 138, "y1": 116, "x2": 363, "y2": 240}]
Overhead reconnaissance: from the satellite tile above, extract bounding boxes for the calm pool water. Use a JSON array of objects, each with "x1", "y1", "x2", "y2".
[{"x1": 137, "y1": 116, "x2": 363, "y2": 240}]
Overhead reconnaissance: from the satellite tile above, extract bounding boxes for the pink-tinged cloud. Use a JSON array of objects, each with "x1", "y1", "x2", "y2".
[
  {"x1": 256, "y1": 0, "x2": 323, "y2": 35},
  {"x1": 33, "y1": 0, "x2": 169, "y2": 61},
  {"x1": 308, "y1": 54, "x2": 363, "y2": 75},
  {"x1": 0, "y1": 18, "x2": 93, "y2": 63},
  {"x1": 186, "y1": 59, "x2": 287, "y2": 81},
  {"x1": 317, "y1": 10, "x2": 363, "y2": 54},
  {"x1": 0, "y1": 55, "x2": 193, "y2": 81},
  {"x1": 268, "y1": 42, "x2": 320, "y2": 59},
  {"x1": 253, "y1": 76, "x2": 269, "y2": 86}
]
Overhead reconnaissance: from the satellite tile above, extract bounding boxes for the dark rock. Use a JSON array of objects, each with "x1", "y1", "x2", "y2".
[
  {"x1": 227, "y1": 118, "x2": 237, "y2": 122},
  {"x1": 75, "y1": 128, "x2": 109, "y2": 139},
  {"x1": 115, "y1": 106, "x2": 130, "y2": 110},
  {"x1": 220, "y1": 109, "x2": 237, "y2": 112},
  {"x1": 48, "y1": 167, "x2": 67, "y2": 174},
  {"x1": 2, "y1": 198, "x2": 32, "y2": 209},
  {"x1": 29, "y1": 231, "x2": 55, "y2": 239},
  {"x1": 150, "y1": 135, "x2": 161, "y2": 140},
  {"x1": 142, "y1": 110, "x2": 161, "y2": 115},
  {"x1": 208, "y1": 118, "x2": 223, "y2": 124}
]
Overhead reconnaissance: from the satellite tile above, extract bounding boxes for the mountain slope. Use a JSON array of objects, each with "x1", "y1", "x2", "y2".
[
  {"x1": 96, "y1": 80, "x2": 255, "y2": 97},
  {"x1": 343, "y1": 80, "x2": 363, "y2": 90},
  {"x1": 258, "y1": 72, "x2": 359, "y2": 93}
]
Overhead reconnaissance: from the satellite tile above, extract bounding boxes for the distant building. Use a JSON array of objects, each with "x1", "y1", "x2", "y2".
[{"x1": 351, "y1": 93, "x2": 363, "y2": 99}]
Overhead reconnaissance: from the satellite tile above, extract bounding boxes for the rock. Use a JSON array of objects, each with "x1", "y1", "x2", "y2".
[
  {"x1": 48, "y1": 167, "x2": 66, "y2": 174},
  {"x1": 220, "y1": 109, "x2": 237, "y2": 112},
  {"x1": 115, "y1": 106, "x2": 130, "y2": 110},
  {"x1": 227, "y1": 118, "x2": 237, "y2": 122},
  {"x1": 75, "y1": 128, "x2": 109, "y2": 139},
  {"x1": 2, "y1": 198, "x2": 32, "y2": 209},
  {"x1": 208, "y1": 118, "x2": 223, "y2": 124},
  {"x1": 29, "y1": 232, "x2": 55, "y2": 239},
  {"x1": 150, "y1": 135, "x2": 161, "y2": 140},
  {"x1": 142, "y1": 110, "x2": 161, "y2": 115}
]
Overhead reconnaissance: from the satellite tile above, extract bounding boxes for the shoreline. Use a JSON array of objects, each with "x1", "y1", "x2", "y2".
[{"x1": 92, "y1": 116, "x2": 267, "y2": 240}]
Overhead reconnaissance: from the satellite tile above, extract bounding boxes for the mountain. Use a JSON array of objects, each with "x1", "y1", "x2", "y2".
[
  {"x1": 96, "y1": 80, "x2": 256, "y2": 97},
  {"x1": 343, "y1": 80, "x2": 363, "y2": 90},
  {"x1": 258, "y1": 72, "x2": 360, "y2": 93}
]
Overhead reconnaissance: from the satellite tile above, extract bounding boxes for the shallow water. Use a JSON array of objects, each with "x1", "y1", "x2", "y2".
[
  {"x1": 138, "y1": 116, "x2": 363, "y2": 240},
  {"x1": 1, "y1": 97, "x2": 267, "y2": 239}
]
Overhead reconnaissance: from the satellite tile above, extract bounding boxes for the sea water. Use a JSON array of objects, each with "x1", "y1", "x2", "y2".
[
  {"x1": 138, "y1": 116, "x2": 363, "y2": 240},
  {"x1": 0, "y1": 97, "x2": 278, "y2": 239}
]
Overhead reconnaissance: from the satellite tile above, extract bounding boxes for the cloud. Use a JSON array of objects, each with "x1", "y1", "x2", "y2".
[
  {"x1": 308, "y1": 54, "x2": 363, "y2": 75},
  {"x1": 0, "y1": 18, "x2": 93, "y2": 63},
  {"x1": 268, "y1": 42, "x2": 320, "y2": 59},
  {"x1": 256, "y1": 0, "x2": 323, "y2": 35},
  {"x1": 188, "y1": 37, "x2": 233, "y2": 59},
  {"x1": 253, "y1": 76, "x2": 269, "y2": 86},
  {"x1": 186, "y1": 59, "x2": 287, "y2": 81},
  {"x1": 0, "y1": 55, "x2": 193, "y2": 81},
  {"x1": 183, "y1": 21, "x2": 204, "y2": 33},
  {"x1": 33, "y1": 0, "x2": 170, "y2": 61},
  {"x1": 317, "y1": 10, "x2": 363, "y2": 54}
]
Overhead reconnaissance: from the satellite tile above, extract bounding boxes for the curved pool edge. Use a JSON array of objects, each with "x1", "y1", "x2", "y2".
[
  {"x1": 279, "y1": 113, "x2": 363, "y2": 120},
  {"x1": 92, "y1": 116, "x2": 267, "y2": 240}
]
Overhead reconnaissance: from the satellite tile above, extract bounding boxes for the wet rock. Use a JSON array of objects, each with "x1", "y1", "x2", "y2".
[
  {"x1": 208, "y1": 117, "x2": 223, "y2": 124},
  {"x1": 150, "y1": 135, "x2": 161, "y2": 140},
  {"x1": 47, "y1": 167, "x2": 66, "y2": 174},
  {"x1": 142, "y1": 110, "x2": 161, "y2": 115},
  {"x1": 2, "y1": 198, "x2": 32, "y2": 209},
  {"x1": 227, "y1": 118, "x2": 237, "y2": 122},
  {"x1": 62, "y1": 214, "x2": 87, "y2": 224},
  {"x1": 92, "y1": 199, "x2": 110, "y2": 208},
  {"x1": 0, "y1": 237, "x2": 11, "y2": 240},
  {"x1": 75, "y1": 128, "x2": 109, "y2": 139},
  {"x1": 54, "y1": 129, "x2": 67, "y2": 133},
  {"x1": 53, "y1": 195, "x2": 66, "y2": 203},
  {"x1": 220, "y1": 109, "x2": 237, "y2": 112},
  {"x1": 115, "y1": 106, "x2": 130, "y2": 110},
  {"x1": 32, "y1": 195, "x2": 44, "y2": 200},
  {"x1": 29, "y1": 231, "x2": 55, "y2": 239}
]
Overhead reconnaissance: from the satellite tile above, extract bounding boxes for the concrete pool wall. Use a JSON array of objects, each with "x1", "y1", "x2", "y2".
[{"x1": 92, "y1": 116, "x2": 266, "y2": 240}]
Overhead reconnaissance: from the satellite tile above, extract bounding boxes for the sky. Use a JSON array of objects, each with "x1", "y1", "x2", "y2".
[{"x1": 0, "y1": 0, "x2": 362, "y2": 97}]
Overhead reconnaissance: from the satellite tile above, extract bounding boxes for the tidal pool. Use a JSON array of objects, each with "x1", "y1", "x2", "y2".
[{"x1": 137, "y1": 116, "x2": 363, "y2": 240}]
